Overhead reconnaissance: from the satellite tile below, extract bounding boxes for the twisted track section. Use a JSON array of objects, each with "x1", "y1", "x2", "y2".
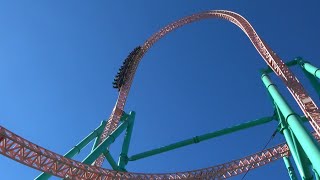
[{"x1": 2, "y1": 10, "x2": 320, "y2": 179}]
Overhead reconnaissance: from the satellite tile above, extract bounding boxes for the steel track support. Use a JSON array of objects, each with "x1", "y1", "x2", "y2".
[
  {"x1": 290, "y1": 128, "x2": 314, "y2": 179},
  {"x1": 314, "y1": 169, "x2": 320, "y2": 180},
  {"x1": 118, "y1": 111, "x2": 135, "y2": 171},
  {"x1": 35, "y1": 120, "x2": 107, "y2": 180},
  {"x1": 262, "y1": 73, "x2": 320, "y2": 176},
  {"x1": 297, "y1": 57, "x2": 320, "y2": 80},
  {"x1": 129, "y1": 116, "x2": 273, "y2": 161},
  {"x1": 82, "y1": 117, "x2": 131, "y2": 165},
  {"x1": 103, "y1": 151, "x2": 120, "y2": 170},
  {"x1": 276, "y1": 105, "x2": 312, "y2": 179},
  {"x1": 297, "y1": 57, "x2": 320, "y2": 98},
  {"x1": 92, "y1": 114, "x2": 129, "y2": 152},
  {"x1": 283, "y1": 156, "x2": 298, "y2": 180}
]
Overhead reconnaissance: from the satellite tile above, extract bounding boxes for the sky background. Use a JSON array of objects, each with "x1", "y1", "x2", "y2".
[{"x1": 1, "y1": 1, "x2": 320, "y2": 179}]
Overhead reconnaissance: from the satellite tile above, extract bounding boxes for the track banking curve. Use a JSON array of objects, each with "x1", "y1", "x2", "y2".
[{"x1": 1, "y1": 10, "x2": 320, "y2": 179}]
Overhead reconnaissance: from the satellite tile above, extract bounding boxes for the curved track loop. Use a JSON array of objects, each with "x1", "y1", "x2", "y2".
[
  {"x1": 95, "y1": 10, "x2": 320, "y2": 167},
  {"x1": 1, "y1": 10, "x2": 320, "y2": 179}
]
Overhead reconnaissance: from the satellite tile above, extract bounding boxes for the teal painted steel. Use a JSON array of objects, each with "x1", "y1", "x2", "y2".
[
  {"x1": 281, "y1": 121, "x2": 310, "y2": 179},
  {"x1": 91, "y1": 121, "x2": 108, "y2": 152},
  {"x1": 82, "y1": 118, "x2": 131, "y2": 165},
  {"x1": 300, "y1": 60, "x2": 320, "y2": 79},
  {"x1": 297, "y1": 58, "x2": 320, "y2": 98},
  {"x1": 314, "y1": 169, "x2": 320, "y2": 180},
  {"x1": 129, "y1": 116, "x2": 273, "y2": 161},
  {"x1": 283, "y1": 156, "x2": 298, "y2": 180},
  {"x1": 118, "y1": 111, "x2": 135, "y2": 171},
  {"x1": 289, "y1": 129, "x2": 314, "y2": 180},
  {"x1": 276, "y1": 106, "x2": 310, "y2": 179},
  {"x1": 262, "y1": 73, "x2": 320, "y2": 176},
  {"x1": 104, "y1": 151, "x2": 120, "y2": 170},
  {"x1": 35, "y1": 120, "x2": 107, "y2": 180}
]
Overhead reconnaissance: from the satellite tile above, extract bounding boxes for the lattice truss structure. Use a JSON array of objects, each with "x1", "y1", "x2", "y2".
[{"x1": 1, "y1": 10, "x2": 320, "y2": 179}]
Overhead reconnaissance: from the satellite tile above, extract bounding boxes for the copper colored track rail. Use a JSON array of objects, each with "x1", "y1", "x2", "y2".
[{"x1": 1, "y1": 10, "x2": 320, "y2": 179}]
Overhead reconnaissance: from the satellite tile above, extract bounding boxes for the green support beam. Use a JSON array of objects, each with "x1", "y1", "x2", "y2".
[
  {"x1": 297, "y1": 57, "x2": 320, "y2": 98},
  {"x1": 129, "y1": 116, "x2": 273, "y2": 161},
  {"x1": 298, "y1": 58, "x2": 320, "y2": 80},
  {"x1": 314, "y1": 169, "x2": 320, "y2": 180},
  {"x1": 262, "y1": 73, "x2": 320, "y2": 176},
  {"x1": 283, "y1": 156, "x2": 298, "y2": 180},
  {"x1": 82, "y1": 117, "x2": 132, "y2": 165},
  {"x1": 276, "y1": 106, "x2": 312, "y2": 179},
  {"x1": 91, "y1": 114, "x2": 128, "y2": 152},
  {"x1": 103, "y1": 151, "x2": 120, "y2": 170},
  {"x1": 290, "y1": 128, "x2": 314, "y2": 179},
  {"x1": 118, "y1": 111, "x2": 135, "y2": 171},
  {"x1": 35, "y1": 120, "x2": 107, "y2": 180}
]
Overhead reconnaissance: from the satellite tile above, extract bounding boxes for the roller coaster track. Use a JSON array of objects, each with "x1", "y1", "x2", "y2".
[{"x1": 1, "y1": 10, "x2": 320, "y2": 179}]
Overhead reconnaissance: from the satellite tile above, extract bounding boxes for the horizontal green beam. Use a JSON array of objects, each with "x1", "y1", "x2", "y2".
[
  {"x1": 263, "y1": 59, "x2": 298, "y2": 74},
  {"x1": 129, "y1": 116, "x2": 273, "y2": 161}
]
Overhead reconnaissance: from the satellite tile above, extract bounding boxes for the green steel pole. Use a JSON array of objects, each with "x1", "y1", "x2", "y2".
[
  {"x1": 91, "y1": 114, "x2": 129, "y2": 152},
  {"x1": 283, "y1": 156, "x2": 298, "y2": 180},
  {"x1": 290, "y1": 128, "x2": 314, "y2": 179},
  {"x1": 297, "y1": 58, "x2": 320, "y2": 98},
  {"x1": 298, "y1": 58, "x2": 320, "y2": 79},
  {"x1": 118, "y1": 111, "x2": 135, "y2": 170},
  {"x1": 82, "y1": 118, "x2": 131, "y2": 165},
  {"x1": 314, "y1": 169, "x2": 320, "y2": 180},
  {"x1": 103, "y1": 151, "x2": 120, "y2": 170},
  {"x1": 281, "y1": 123, "x2": 310, "y2": 179},
  {"x1": 129, "y1": 116, "x2": 273, "y2": 161},
  {"x1": 276, "y1": 105, "x2": 311, "y2": 179},
  {"x1": 35, "y1": 120, "x2": 107, "y2": 180},
  {"x1": 262, "y1": 73, "x2": 320, "y2": 175}
]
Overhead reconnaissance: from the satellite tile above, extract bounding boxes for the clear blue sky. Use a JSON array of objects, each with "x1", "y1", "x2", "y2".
[{"x1": 1, "y1": 1, "x2": 320, "y2": 179}]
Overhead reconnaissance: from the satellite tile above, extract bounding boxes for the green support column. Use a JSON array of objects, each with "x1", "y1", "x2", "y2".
[
  {"x1": 262, "y1": 73, "x2": 320, "y2": 175},
  {"x1": 35, "y1": 121, "x2": 107, "y2": 180},
  {"x1": 298, "y1": 58, "x2": 320, "y2": 79},
  {"x1": 279, "y1": 117, "x2": 311, "y2": 179},
  {"x1": 118, "y1": 111, "x2": 135, "y2": 171},
  {"x1": 91, "y1": 114, "x2": 128, "y2": 152},
  {"x1": 103, "y1": 151, "x2": 120, "y2": 170},
  {"x1": 314, "y1": 169, "x2": 320, "y2": 180},
  {"x1": 129, "y1": 116, "x2": 273, "y2": 161},
  {"x1": 289, "y1": 128, "x2": 314, "y2": 179},
  {"x1": 276, "y1": 105, "x2": 313, "y2": 179},
  {"x1": 283, "y1": 156, "x2": 298, "y2": 180},
  {"x1": 82, "y1": 118, "x2": 131, "y2": 165},
  {"x1": 297, "y1": 57, "x2": 320, "y2": 98}
]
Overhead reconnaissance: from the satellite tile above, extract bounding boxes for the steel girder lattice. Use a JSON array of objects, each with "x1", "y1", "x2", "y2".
[
  {"x1": 2, "y1": 126, "x2": 319, "y2": 179},
  {"x1": 1, "y1": 10, "x2": 320, "y2": 179}
]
